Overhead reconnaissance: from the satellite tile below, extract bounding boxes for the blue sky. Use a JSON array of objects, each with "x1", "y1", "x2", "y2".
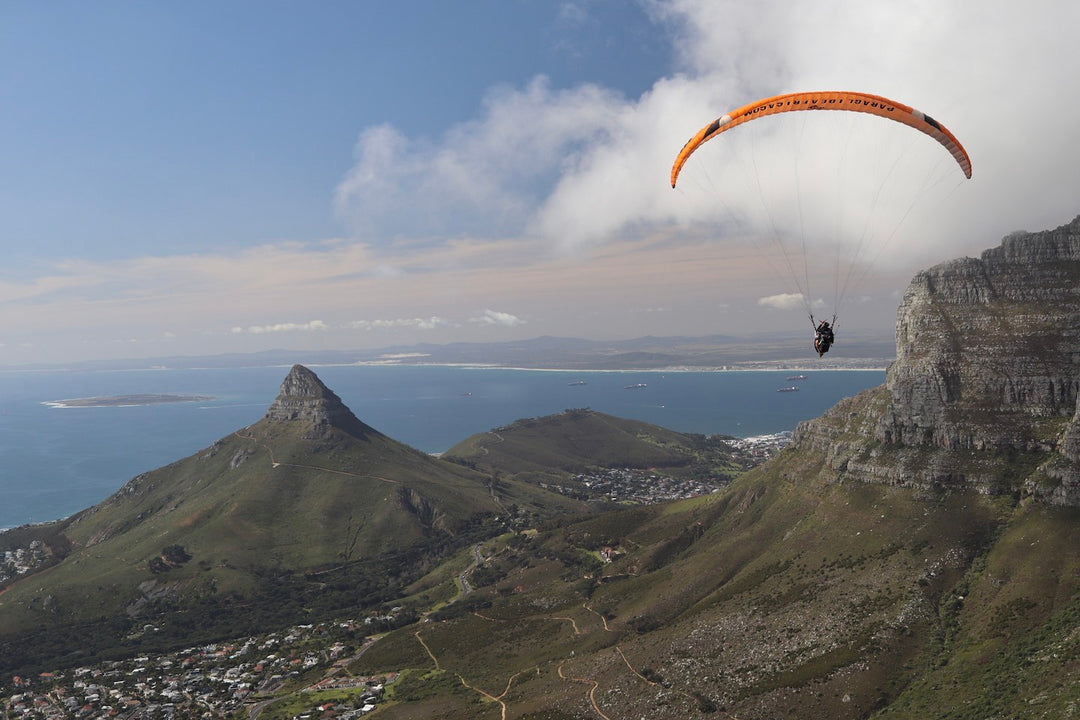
[
  {"x1": 1, "y1": 2, "x2": 667, "y2": 259},
  {"x1": 1, "y1": 0, "x2": 1077, "y2": 365}
]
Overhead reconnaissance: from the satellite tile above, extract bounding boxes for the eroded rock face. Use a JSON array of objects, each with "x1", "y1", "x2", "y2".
[
  {"x1": 794, "y1": 215, "x2": 1080, "y2": 504},
  {"x1": 878, "y1": 216, "x2": 1080, "y2": 451},
  {"x1": 265, "y1": 364, "x2": 374, "y2": 437},
  {"x1": 1038, "y1": 400, "x2": 1080, "y2": 506}
]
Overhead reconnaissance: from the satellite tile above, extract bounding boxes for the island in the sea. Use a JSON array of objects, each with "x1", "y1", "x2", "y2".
[{"x1": 44, "y1": 394, "x2": 215, "y2": 408}]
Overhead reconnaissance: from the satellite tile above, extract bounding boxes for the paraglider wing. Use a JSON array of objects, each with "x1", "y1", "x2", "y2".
[{"x1": 670, "y1": 91, "x2": 972, "y2": 188}]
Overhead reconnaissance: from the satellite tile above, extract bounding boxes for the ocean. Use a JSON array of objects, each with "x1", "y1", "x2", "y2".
[{"x1": 0, "y1": 364, "x2": 885, "y2": 530}]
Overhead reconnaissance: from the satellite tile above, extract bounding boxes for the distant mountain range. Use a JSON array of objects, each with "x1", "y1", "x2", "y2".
[{"x1": 8, "y1": 331, "x2": 897, "y2": 373}]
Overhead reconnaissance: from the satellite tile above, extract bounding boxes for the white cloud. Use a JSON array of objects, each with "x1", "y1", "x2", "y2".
[
  {"x1": 332, "y1": 0, "x2": 1080, "y2": 276},
  {"x1": 758, "y1": 293, "x2": 806, "y2": 311},
  {"x1": 334, "y1": 77, "x2": 629, "y2": 242},
  {"x1": 231, "y1": 320, "x2": 328, "y2": 335},
  {"x1": 347, "y1": 316, "x2": 449, "y2": 331},
  {"x1": 470, "y1": 309, "x2": 525, "y2": 327}
]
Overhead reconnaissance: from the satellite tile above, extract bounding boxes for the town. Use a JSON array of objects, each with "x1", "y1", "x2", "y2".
[
  {"x1": 2, "y1": 610, "x2": 407, "y2": 719},
  {"x1": 725, "y1": 431, "x2": 793, "y2": 459},
  {"x1": 0, "y1": 540, "x2": 49, "y2": 587},
  {"x1": 537, "y1": 431, "x2": 793, "y2": 505},
  {"x1": 568, "y1": 467, "x2": 725, "y2": 504}
]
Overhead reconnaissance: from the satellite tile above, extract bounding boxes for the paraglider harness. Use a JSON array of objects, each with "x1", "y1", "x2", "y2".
[{"x1": 811, "y1": 314, "x2": 835, "y2": 357}]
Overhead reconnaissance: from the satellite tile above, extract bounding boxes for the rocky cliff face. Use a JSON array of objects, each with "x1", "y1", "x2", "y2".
[
  {"x1": 879, "y1": 216, "x2": 1080, "y2": 450},
  {"x1": 794, "y1": 215, "x2": 1080, "y2": 505},
  {"x1": 265, "y1": 364, "x2": 376, "y2": 437}
]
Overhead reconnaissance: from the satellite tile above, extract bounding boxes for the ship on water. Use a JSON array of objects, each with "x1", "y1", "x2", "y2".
[
  {"x1": 776, "y1": 386, "x2": 800, "y2": 393},
  {"x1": 786, "y1": 374, "x2": 807, "y2": 381},
  {"x1": 568, "y1": 380, "x2": 587, "y2": 386},
  {"x1": 624, "y1": 383, "x2": 647, "y2": 390}
]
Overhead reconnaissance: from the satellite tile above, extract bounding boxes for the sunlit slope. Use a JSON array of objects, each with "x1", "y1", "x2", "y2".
[
  {"x1": 348, "y1": 394, "x2": 1080, "y2": 719},
  {"x1": 62, "y1": 420, "x2": 493, "y2": 566}
]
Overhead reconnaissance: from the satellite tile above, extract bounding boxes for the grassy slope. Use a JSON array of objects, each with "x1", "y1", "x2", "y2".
[
  {"x1": 6, "y1": 392, "x2": 1080, "y2": 717},
  {"x1": 345, "y1": 403, "x2": 1080, "y2": 719},
  {"x1": 877, "y1": 501, "x2": 1080, "y2": 719},
  {"x1": 444, "y1": 408, "x2": 744, "y2": 480},
  {"x1": 0, "y1": 416, "x2": 587, "y2": 670}
]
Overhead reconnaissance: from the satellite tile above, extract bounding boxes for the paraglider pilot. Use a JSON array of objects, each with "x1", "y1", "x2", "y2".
[{"x1": 814, "y1": 319, "x2": 834, "y2": 357}]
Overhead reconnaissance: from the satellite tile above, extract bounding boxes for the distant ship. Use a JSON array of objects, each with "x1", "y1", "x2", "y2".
[
  {"x1": 776, "y1": 386, "x2": 801, "y2": 393},
  {"x1": 568, "y1": 380, "x2": 587, "y2": 386},
  {"x1": 624, "y1": 383, "x2": 648, "y2": 390},
  {"x1": 786, "y1": 374, "x2": 807, "y2": 381}
]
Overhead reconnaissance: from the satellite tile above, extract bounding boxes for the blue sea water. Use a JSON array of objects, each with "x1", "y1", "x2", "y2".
[{"x1": 0, "y1": 365, "x2": 885, "y2": 530}]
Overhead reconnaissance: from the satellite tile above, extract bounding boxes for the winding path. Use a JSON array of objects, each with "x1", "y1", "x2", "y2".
[
  {"x1": 233, "y1": 430, "x2": 399, "y2": 485},
  {"x1": 229, "y1": 431, "x2": 721, "y2": 717},
  {"x1": 412, "y1": 602, "x2": 619, "y2": 719},
  {"x1": 474, "y1": 431, "x2": 505, "y2": 456}
]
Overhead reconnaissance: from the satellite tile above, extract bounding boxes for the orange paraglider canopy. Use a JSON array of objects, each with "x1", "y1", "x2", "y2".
[{"x1": 670, "y1": 91, "x2": 971, "y2": 188}]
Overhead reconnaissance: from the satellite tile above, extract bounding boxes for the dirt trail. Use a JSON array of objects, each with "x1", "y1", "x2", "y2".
[
  {"x1": 233, "y1": 430, "x2": 399, "y2": 484},
  {"x1": 413, "y1": 605, "x2": 623, "y2": 720}
]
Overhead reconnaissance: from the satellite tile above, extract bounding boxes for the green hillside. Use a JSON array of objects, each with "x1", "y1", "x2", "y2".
[
  {"x1": 342, "y1": 424, "x2": 1079, "y2": 720},
  {"x1": 0, "y1": 367, "x2": 587, "y2": 674},
  {"x1": 444, "y1": 407, "x2": 750, "y2": 485}
]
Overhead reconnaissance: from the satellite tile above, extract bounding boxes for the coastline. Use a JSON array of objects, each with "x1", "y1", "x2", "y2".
[
  {"x1": 345, "y1": 361, "x2": 891, "y2": 373},
  {"x1": 0, "y1": 363, "x2": 887, "y2": 530}
]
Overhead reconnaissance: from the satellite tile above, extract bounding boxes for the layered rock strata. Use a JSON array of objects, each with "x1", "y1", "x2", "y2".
[
  {"x1": 794, "y1": 215, "x2": 1080, "y2": 504},
  {"x1": 879, "y1": 216, "x2": 1080, "y2": 450},
  {"x1": 265, "y1": 364, "x2": 375, "y2": 437}
]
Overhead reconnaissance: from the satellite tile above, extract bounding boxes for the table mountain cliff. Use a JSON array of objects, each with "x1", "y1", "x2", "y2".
[{"x1": 796, "y1": 214, "x2": 1080, "y2": 504}]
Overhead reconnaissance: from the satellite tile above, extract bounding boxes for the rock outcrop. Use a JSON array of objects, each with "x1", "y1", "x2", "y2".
[
  {"x1": 265, "y1": 364, "x2": 376, "y2": 437},
  {"x1": 879, "y1": 216, "x2": 1080, "y2": 450},
  {"x1": 794, "y1": 215, "x2": 1080, "y2": 504}
]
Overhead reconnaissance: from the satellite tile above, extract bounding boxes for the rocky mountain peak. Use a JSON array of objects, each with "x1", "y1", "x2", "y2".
[{"x1": 264, "y1": 364, "x2": 372, "y2": 435}]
